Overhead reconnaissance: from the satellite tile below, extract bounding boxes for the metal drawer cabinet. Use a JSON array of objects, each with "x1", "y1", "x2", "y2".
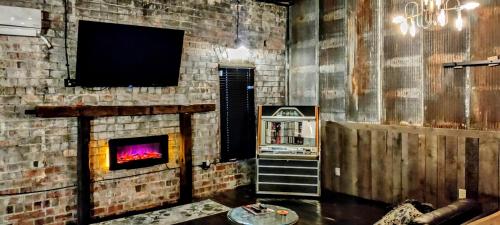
[{"x1": 256, "y1": 158, "x2": 320, "y2": 197}]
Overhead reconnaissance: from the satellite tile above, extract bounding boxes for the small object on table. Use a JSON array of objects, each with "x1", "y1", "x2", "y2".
[
  {"x1": 277, "y1": 209, "x2": 289, "y2": 223},
  {"x1": 242, "y1": 203, "x2": 271, "y2": 215}
]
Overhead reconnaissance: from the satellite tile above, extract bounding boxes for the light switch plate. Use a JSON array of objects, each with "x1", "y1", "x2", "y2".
[
  {"x1": 335, "y1": 167, "x2": 341, "y2": 176},
  {"x1": 458, "y1": 189, "x2": 467, "y2": 199}
]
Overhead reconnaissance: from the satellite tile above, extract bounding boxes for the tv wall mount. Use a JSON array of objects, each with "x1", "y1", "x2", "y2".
[{"x1": 443, "y1": 56, "x2": 500, "y2": 69}]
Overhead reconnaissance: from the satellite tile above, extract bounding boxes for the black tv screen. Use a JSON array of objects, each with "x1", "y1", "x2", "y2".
[{"x1": 76, "y1": 20, "x2": 184, "y2": 87}]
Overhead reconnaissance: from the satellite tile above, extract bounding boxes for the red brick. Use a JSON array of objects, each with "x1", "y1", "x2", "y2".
[
  {"x1": 35, "y1": 218, "x2": 44, "y2": 225},
  {"x1": 44, "y1": 216, "x2": 55, "y2": 224},
  {"x1": 54, "y1": 213, "x2": 73, "y2": 221},
  {"x1": 216, "y1": 165, "x2": 226, "y2": 171},
  {"x1": 45, "y1": 208, "x2": 55, "y2": 215},
  {"x1": 107, "y1": 204, "x2": 123, "y2": 214},
  {"x1": 92, "y1": 207, "x2": 105, "y2": 216},
  {"x1": 7, "y1": 210, "x2": 45, "y2": 220}
]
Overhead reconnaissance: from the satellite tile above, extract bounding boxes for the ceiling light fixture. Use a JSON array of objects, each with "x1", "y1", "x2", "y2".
[
  {"x1": 392, "y1": 0, "x2": 479, "y2": 37},
  {"x1": 229, "y1": 0, "x2": 250, "y2": 60},
  {"x1": 235, "y1": 0, "x2": 247, "y2": 49}
]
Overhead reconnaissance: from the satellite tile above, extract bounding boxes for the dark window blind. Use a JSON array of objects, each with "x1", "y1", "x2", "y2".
[{"x1": 219, "y1": 68, "x2": 256, "y2": 162}]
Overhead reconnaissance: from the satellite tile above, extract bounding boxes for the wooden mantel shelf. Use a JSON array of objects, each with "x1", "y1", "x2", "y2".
[{"x1": 25, "y1": 104, "x2": 216, "y2": 118}]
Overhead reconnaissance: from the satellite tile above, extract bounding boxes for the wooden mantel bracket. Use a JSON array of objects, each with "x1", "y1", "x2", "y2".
[{"x1": 25, "y1": 104, "x2": 215, "y2": 225}]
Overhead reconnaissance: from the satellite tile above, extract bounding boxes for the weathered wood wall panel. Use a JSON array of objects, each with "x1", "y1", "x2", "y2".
[
  {"x1": 345, "y1": 0, "x2": 380, "y2": 122},
  {"x1": 436, "y1": 136, "x2": 447, "y2": 206},
  {"x1": 370, "y1": 129, "x2": 391, "y2": 203},
  {"x1": 478, "y1": 137, "x2": 499, "y2": 211},
  {"x1": 443, "y1": 136, "x2": 458, "y2": 206},
  {"x1": 404, "y1": 133, "x2": 426, "y2": 201},
  {"x1": 319, "y1": 0, "x2": 346, "y2": 121},
  {"x1": 340, "y1": 127, "x2": 358, "y2": 196},
  {"x1": 389, "y1": 131, "x2": 402, "y2": 203},
  {"x1": 357, "y1": 129, "x2": 372, "y2": 199},
  {"x1": 321, "y1": 123, "x2": 335, "y2": 192},
  {"x1": 457, "y1": 137, "x2": 467, "y2": 192},
  {"x1": 322, "y1": 122, "x2": 500, "y2": 209},
  {"x1": 425, "y1": 134, "x2": 438, "y2": 206},
  {"x1": 465, "y1": 138, "x2": 480, "y2": 200},
  {"x1": 289, "y1": 0, "x2": 319, "y2": 105}
]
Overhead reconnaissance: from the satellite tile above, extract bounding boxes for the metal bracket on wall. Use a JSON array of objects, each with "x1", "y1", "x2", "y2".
[
  {"x1": 254, "y1": 0, "x2": 294, "y2": 6},
  {"x1": 443, "y1": 59, "x2": 500, "y2": 69}
]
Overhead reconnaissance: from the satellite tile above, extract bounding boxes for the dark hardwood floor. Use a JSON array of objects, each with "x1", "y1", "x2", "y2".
[{"x1": 178, "y1": 185, "x2": 390, "y2": 225}]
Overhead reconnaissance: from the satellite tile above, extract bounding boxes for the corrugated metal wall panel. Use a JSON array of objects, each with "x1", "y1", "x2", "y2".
[
  {"x1": 345, "y1": 0, "x2": 380, "y2": 122},
  {"x1": 382, "y1": 0, "x2": 423, "y2": 125},
  {"x1": 423, "y1": 23, "x2": 467, "y2": 129},
  {"x1": 289, "y1": 0, "x2": 319, "y2": 106},
  {"x1": 319, "y1": 0, "x2": 346, "y2": 121},
  {"x1": 470, "y1": 0, "x2": 500, "y2": 130},
  {"x1": 303, "y1": 0, "x2": 500, "y2": 130}
]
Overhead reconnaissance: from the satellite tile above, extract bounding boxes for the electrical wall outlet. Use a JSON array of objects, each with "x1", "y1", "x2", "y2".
[
  {"x1": 458, "y1": 189, "x2": 467, "y2": 199},
  {"x1": 64, "y1": 79, "x2": 77, "y2": 87},
  {"x1": 335, "y1": 167, "x2": 341, "y2": 176}
]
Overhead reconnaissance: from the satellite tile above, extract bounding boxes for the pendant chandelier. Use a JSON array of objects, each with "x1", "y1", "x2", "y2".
[
  {"x1": 392, "y1": 0, "x2": 480, "y2": 37},
  {"x1": 227, "y1": 0, "x2": 250, "y2": 60}
]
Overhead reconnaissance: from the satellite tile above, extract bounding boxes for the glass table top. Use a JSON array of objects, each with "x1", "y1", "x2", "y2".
[{"x1": 227, "y1": 204, "x2": 299, "y2": 225}]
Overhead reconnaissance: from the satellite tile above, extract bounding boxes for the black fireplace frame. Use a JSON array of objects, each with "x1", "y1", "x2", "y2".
[{"x1": 109, "y1": 135, "x2": 169, "y2": 170}]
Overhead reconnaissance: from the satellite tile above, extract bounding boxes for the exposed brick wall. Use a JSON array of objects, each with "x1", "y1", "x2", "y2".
[
  {"x1": 193, "y1": 160, "x2": 254, "y2": 198},
  {"x1": 0, "y1": 0, "x2": 286, "y2": 224},
  {"x1": 91, "y1": 169, "x2": 179, "y2": 218},
  {"x1": 0, "y1": 188, "x2": 76, "y2": 225}
]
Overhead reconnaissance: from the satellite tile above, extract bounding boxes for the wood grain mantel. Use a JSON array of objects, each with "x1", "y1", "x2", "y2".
[
  {"x1": 25, "y1": 104, "x2": 215, "y2": 118},
  {"x1": 24, "y1": 104, "x2": 215, "y2": 225}
]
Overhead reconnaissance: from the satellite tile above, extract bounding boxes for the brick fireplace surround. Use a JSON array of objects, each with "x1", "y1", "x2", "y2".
[
  {"x1": 0, "y1": 0, "x2": 286, "y2": 224},
  {"x1": 25, "y1": 105, "x2": 218, "y2": 224}
]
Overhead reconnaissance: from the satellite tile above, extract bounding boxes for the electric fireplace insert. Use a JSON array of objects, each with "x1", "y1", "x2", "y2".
[{"x1": 109, "y1": 135, "x2": 168, "y2": 170}]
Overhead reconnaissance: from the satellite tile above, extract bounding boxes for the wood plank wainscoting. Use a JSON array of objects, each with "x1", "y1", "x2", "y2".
[{"x1": 321, "y1": 122, "x2": 500, "y2": 212}]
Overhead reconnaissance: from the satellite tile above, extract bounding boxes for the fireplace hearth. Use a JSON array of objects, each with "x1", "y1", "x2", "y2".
[{"x1": 109, "y1": 135, "x2": 169, "y2": 170}]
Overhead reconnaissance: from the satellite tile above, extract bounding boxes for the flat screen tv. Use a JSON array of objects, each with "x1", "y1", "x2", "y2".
[{"x1": 76, "y1": 20, "x2": 184, "y2": 87}]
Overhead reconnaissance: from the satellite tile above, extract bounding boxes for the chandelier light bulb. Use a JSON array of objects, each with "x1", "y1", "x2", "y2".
[
  {"x1": 435, "y1": 0, "x2": 442, "y2": 8},
  {"x1": 410, "y1": 19, "x2": 417, "y2": 37},
  {"x1": 438, "y1": 9, "x2": 446, "y2": 27},
  {"x1": 461, "y1": 2, "x2": 480, "y2": 10},
  {"x1": 455, "y1": 12, "x2": 463, "y2": 31},
  {"x1": 393, "y1": 0, "x2": 479, "y2": 37},
  {"x1": 393, "y1": 16, "x2": 406, "y2": 24},
  {"x1": 400, "y1": 20, "x2": 409, "y2": 35}
]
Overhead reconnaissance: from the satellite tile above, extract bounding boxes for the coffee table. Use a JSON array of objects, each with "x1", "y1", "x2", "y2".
[{"x1": 227, "y1": 204, "x2": 299, "y2": 225}]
